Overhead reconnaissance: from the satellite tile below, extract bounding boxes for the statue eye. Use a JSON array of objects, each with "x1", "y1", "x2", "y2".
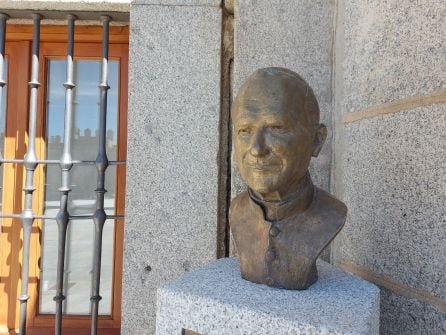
[
  {"x1": 238, "y1": 127, "x2": 251, "y2": 135},
  {"x1": 269, "y1": 125, "x2": 288, "y2": 133}
]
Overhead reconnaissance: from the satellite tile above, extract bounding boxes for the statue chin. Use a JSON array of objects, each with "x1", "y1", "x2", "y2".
[
  {"x1": 248, "y1": 185, "x2": 278, "y2": 200},
  {"x1": 243, "y1": 173, "x2": 283, "y2": 196}
]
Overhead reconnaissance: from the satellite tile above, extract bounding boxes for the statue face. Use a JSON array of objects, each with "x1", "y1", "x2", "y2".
[{"x1": 233, "y1": 73, "x2": 325, "y2": 200}]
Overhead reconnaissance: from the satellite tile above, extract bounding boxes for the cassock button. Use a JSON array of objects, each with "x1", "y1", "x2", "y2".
[
  {"x1": 265, "y1": 277, "x2": 274, "y2": 286},
  {"x1": 265, "y1": 250, "x2": 276, "y2": 262},
  {"x1": 269, "y1": 226, "x2": 280, "y2": 237}
]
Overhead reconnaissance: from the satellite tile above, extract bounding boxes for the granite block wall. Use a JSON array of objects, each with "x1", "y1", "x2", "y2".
[
  {"x1": 121, "y1": 1, "x2": 446, "y2": 334},
  {"x1": 122, "y1": 1, "x2": 221, "y2": 334},
  {"x1": 332, "y1": 1, "x2": 446, "y2": 333}
]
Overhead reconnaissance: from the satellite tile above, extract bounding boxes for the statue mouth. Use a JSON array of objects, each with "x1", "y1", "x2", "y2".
[{"x1": 244, "y1": 159, "x2": 282, "y2": 174}]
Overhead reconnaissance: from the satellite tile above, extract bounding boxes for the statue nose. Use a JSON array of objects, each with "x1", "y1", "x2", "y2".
[{"x1": 249, "y1": 128, "x2": 269, "y2": 157}]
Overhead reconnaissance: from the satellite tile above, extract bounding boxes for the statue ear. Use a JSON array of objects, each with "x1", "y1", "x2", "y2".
[{"x1": 312, "y1": 124, "x2": 327, "y2": 157}]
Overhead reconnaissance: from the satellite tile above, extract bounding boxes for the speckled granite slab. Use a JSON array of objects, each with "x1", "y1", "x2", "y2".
[{"x1": 156, "y1": 258, "x2": 380, "y2": 335}]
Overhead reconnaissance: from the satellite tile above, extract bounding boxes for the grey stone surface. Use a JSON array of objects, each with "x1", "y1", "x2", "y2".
[
  {"x1": 332, "y1": 2, "x2": 446, "y2": 333},
  {"x1": 342, "y1": 0, "x2": 446, "y2": 113},
  {"x1": 156, "y1": 258, "x2": 380, "y2": 335},
  {"x1": 380, "y1": 287, "x2": 446, "y2": 335},
  {"x1": 332, "y1": 105, "x2": 446, "y2": 332},
  {"x1": 122, "y1": 4, "x2": 221, "y2": 335},
  {"x1": 0, "y1": 0, "x2": 130, "y2": 12},
  {"x1": 132, "y1": 0, "x2": 220, "y2": 5},
  {"x1": 232, "y1": 0, "x2": 336, "y2": 196}
]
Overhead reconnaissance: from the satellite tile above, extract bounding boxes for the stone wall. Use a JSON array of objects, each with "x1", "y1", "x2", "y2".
[
  {"x1": 122, "y1": 1, "x2": 222, "y2": 334},
  {"x1": 332, "y1": 0, "x2": 446, "y2": 333},
  {"x1": 121, "y1": 0, "x2": 446, "y2": 334}
]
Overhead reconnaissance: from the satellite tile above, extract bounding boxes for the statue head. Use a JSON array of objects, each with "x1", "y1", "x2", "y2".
[{"x1": 232, "y1": 67, "x2": 327, "y2": 201}]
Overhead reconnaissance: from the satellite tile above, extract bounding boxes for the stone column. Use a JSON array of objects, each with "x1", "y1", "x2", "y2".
[
  {"x1": 122, "y1": 1, "x2": 221, "y2": 334},
  {"x1": 332, "y1": 1, "x2": 446, "y2": 333}
]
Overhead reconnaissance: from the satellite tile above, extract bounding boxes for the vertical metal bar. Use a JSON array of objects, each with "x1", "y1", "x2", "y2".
[
  {"x1": 19, "y1": 13, "x2": 42, "y2": 335},
  {"x1": 53, "y1": 14, "x2": 76, "y2": 335},
  {"x1": 90, "y1": 15, "x2": 110, "y2": 335},
  {"x1": 0, "y1": 13, "x2": 8, "y2": 164},
  {"x1": 0, "y1": 13, "x2": 9, "y2": 205}
]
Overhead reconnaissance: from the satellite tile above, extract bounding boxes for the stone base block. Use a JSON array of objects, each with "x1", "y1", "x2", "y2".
[{"x1": 156, "y1": 258, "x2": 380, "y2": 335}]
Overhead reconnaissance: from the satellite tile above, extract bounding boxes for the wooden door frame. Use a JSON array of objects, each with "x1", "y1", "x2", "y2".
[
  {"x1": 0, "y1": 25, "x2": 128, "y2": 335},
  {"x1": 0, "y1": 40, "x2": 32, "y2": 335}
]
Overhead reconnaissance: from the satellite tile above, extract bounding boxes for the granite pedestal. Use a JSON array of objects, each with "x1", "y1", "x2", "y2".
[{"x1": 156, "y1": 258, "x2": 380, "y2": 335}]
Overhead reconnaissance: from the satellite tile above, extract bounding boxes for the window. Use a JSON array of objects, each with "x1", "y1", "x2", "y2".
[{"x1": 0, "y1": 23, "x2": 128, "y2": 335}]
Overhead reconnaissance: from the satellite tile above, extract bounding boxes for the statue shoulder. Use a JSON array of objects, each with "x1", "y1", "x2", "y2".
[
  {"x1": 229, "y1": 191, "x2": 250, "y2": 220},
  {"x1": 314, "y1": 187, "x2": 347, "y2": 226}
]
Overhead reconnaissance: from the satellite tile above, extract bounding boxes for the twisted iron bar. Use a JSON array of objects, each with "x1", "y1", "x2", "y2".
[
  {"x1": 53, "y1": 14, "x2": 76, "y2": 335},
  {"x1": 0, "y1": 13, "x2": 8, "y2": 166},
  {"x1": 0, "y1": 13, "x2": 8, "y2": 226},
  {"x1": 90, "y1": 15, "x2": 111, "y2": 335},
  {"x1": 18, "y1": 13, "x2": 42, "y2": 335}
]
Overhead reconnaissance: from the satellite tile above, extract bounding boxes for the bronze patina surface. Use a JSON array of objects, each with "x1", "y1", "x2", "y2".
[{"x1": 230, "y1": 67, "x2": 347, "y2": 290}]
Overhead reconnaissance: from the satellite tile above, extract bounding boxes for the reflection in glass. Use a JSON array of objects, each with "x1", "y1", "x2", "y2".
[{"x1": 39, "y1": 60, "x2": 119, "y2": 315}]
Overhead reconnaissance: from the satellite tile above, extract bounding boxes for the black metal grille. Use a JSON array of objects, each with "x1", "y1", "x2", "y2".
[{"x1": 0, "y1": 13, "x2": 125, "y2": 335}]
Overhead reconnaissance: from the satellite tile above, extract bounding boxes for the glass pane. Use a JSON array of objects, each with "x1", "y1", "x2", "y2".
[{"x1": 39, "y1": 60, "x2": 119, "y2": 315}]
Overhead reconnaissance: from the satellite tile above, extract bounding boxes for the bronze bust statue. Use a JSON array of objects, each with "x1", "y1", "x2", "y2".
[{"x1": 230, "y1": 67, "x2": 347, "y2": 290}]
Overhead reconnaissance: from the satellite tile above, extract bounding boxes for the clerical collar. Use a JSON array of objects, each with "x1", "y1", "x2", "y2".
[{"x1": 248, "y1": 173, "x2": 315, "y2": 221}]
